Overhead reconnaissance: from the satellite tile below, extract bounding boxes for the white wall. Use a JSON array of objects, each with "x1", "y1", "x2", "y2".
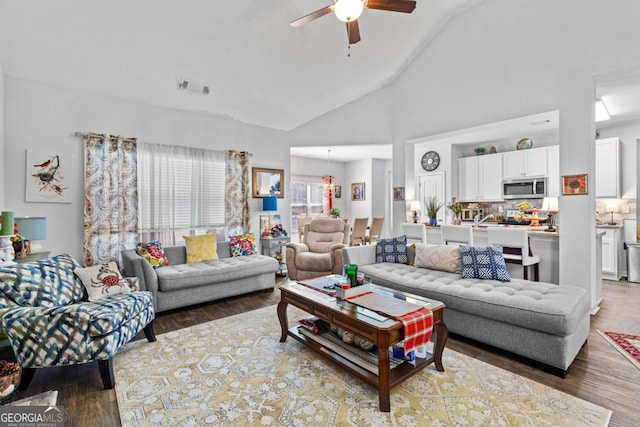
[
  {"x1": 4, "y1": 76, "x2": 289, "y2": 261},
  {"x1": 290, "y1": 0, "x2": 640, "y2": 300}
]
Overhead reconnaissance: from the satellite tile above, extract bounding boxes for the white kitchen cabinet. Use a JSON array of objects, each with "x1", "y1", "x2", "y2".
[
  {"x1": 458, "y1": 156, "x2": 478, "y2": 201},
  {"x1": 478, "y1": 153, "x2": 503, "y2": 200},
  {"x1": 502, "y1": 147, "x2": 548, "y2": 179},
  {"x1": 457, "y1": 154, "x2": 503, "y2": 201},
  {"x1": 598, "y1": 226, "x2": 622, "y2": 281},
  {"x1": 595, "y1": 138, "x2": 620, "y2": 198},
  {"x1": 547, "y1": 146, "x2": 560, "y2": 197}
]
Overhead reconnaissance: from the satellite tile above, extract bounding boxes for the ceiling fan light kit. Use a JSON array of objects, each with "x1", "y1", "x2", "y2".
[
  {"x1": 334, "y1": 0, "x2": 365, "y2": 22},
  {"x1": 290, "y1": 0, "x2": 416, "y2": 47}
]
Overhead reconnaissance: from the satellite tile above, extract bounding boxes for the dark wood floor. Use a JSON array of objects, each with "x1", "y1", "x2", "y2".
[{"x1": 5, "y1": 278, "x2": 639, "y2": 426}]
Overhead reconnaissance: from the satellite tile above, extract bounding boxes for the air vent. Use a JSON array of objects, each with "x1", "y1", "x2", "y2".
[{"x1": 178, "y1": 78, "x2": 210, "y2": 95}]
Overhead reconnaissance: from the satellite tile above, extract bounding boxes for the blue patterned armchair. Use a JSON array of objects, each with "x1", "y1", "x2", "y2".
[{"x1": 0, "y1": 254, "x2": 156, "y2": 391}]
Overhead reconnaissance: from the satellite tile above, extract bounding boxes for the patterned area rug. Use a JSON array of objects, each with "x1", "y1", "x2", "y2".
[
  {"x1": 597, "y1": 330, "x2": 640, "y2": 370},
  {"x1": 114, "y1": 306, "x2": 611, "y2": 426}
]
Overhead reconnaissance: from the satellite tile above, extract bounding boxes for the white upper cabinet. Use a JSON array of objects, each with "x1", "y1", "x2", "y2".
[
  {"x1": 547, "y1": 146, "x2": 560, "y2": 197},
  {"x1": 503, "y1": 147, "x2": 548, "y2": 179},
  {"x1": 478, "y1": 153, "x2": 503, "y2": 200},
  {"x1": 458, "y1": 156, "x2": 478, "y2": 202},
  {"x1": 457, "y1": 153, "x2": 503, "y2": 201},
  {"x1": 595, "y1": 137, "x2": 620, "y2": 198}
]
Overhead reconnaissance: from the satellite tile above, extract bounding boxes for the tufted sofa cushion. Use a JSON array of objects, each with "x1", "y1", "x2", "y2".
[
  {"x1": 357, "y1": 262, "x2": 589, "y2": 336},
  {"x1": 155, "y1": 255, "x2": 278, "y2": 292}
]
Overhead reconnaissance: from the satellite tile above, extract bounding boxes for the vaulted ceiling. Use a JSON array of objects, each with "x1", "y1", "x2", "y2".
[{"x1": 0, "y1": 0, "x2": 482, "y2": 130}]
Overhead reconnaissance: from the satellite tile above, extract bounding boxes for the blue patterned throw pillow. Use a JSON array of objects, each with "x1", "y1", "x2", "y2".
[
  {"x1": 375, "y1": 236, "x2": 409, "y2": 264},
  {"x1": 459, "y1": 245, "x2": 511, "y2": 282}
]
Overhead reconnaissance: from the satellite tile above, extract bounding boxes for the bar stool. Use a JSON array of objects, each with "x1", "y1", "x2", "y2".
[
  {"x1": 487, "y1": 227, "x2": 540, "y2": 281},
  {"x1": 441, "y1": 225, "x2": 474, "y2": 246},
  {"x1": 401, "y1": 223, "x2": 426, "y2": 244}
]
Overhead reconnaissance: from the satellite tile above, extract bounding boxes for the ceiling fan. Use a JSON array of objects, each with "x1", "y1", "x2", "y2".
[{"x1": 290, "y1": 0, "x2": 417, "y2": 45}]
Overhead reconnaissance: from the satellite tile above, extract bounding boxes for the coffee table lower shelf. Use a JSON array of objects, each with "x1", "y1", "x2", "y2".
[{"x1": 287, "y1": 326, "x2": 435, "y2": 401}]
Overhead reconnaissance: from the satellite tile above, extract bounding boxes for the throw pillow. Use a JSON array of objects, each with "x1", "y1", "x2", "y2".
[
  {"x1": 415, "y1": 244, "x2": 463, "y2": 273},
  {"x1": 375, "y1": 235, "x2": 409, "y2": 264},
  {"x1": 459, "y1": 245, "x2": 511, "y2": 282},
  {"x1": 229, "y1": 234, "x2": 257, "y2": 257},
  {"x1": 75, "y1": 261, "x2": 131, "y2": 302},
  {"x1": 183, "y1": 233, "x2": 218, "y2": 264},
  {"x1": 136, "y1": 240, "x2": 169, "y2": 269}
]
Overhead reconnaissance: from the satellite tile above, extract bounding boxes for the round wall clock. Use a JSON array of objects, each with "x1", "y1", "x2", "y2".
[{"x1": 421, "y1": 151, "x2": 440, "y2": 171}]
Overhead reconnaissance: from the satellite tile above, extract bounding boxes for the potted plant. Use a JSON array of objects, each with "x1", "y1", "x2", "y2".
[
  {"x1": 425, "y1": 196, "x2": 443, "y2": 226},
  {"x1": 474, "y1": 146, "x2": 486, "y2": 155},
  {"x1": 328, "y1": 207, "x2": 341, "y2": 218},
  {"x1": 447, "y1": 197, "x2": 463, "y2": 225}
]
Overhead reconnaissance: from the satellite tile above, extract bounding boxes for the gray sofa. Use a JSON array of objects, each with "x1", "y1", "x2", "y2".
[
  {"x1": 122, "y1": 241, "x2": 279, "y2": 313},
  {"x1": 342, "y1": 244, "x2": 590, "y2": 376}
]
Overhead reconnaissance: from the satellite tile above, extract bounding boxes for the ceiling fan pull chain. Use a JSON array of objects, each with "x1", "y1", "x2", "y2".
[{"x1": 348, "y1": 44, "x2": 351, "y2": 57}]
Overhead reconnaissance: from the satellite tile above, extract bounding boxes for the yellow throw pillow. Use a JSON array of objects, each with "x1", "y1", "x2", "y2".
[{"x1": 183, "y1": 233, "x2": 218, "y2": 264}]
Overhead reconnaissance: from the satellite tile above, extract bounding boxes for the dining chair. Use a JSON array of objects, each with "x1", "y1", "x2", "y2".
[
  {"x1": 295, "y1": 216, "x2": 312, "y2": 242},
  {"x1": 487, "y1": 227, "x2": 540, "y2": 281},
  {"x1": 350, "y1": 218, "x2": 369, "y2": 246},
  {"x1": 401, "y1": 223, "x2": 426, "y2": 244},
  {"x1": 365, "y1": 217, "x2": 385, "y2": 244},
  {"x1": 441, "y1": 225, "x2": 474, "y2": 246}
]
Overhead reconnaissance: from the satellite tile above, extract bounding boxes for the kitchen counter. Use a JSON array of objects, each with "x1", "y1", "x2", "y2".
[{"x1": 595, "y1": 223, "x2": 624, "y2": 229}]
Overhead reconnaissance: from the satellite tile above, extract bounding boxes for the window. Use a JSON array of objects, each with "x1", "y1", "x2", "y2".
[
  {"x1": 138, "y1": 143, "x2": 225, "y2": 245},
  {"x1": 291, "y1": 176, "x2": 324, "y2": 232}
]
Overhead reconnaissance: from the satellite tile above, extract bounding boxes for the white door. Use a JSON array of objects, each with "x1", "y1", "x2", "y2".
[{"x1": 419, "y1": 173, "x2": 445, "y2": 224}]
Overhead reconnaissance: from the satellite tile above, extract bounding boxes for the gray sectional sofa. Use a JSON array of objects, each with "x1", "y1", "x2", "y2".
[
  {"x1": 122, "y1": 241, "x2": 279, "y2": 313},
  {"x1": 342, "y1": 244, "x2": 590, "y2": 376}
]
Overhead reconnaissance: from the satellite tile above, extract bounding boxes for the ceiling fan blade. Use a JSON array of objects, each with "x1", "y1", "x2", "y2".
[
  {"x1": 366, "y1": 0, "x2": 416, "y2": 13},
  {"x1": 289, "y1": 5, "x2": 333, "y2": 27},
  {"x1": 346, "y1": 20, "x2": 361, "y2": 44}
]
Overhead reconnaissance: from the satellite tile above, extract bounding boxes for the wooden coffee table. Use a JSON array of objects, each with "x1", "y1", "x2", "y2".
[{"x1": 277, "y1": 282, "x2": 447, "y2": 412}]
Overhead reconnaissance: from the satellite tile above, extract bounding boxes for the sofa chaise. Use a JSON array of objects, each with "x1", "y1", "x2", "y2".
[
  {"x1": 122, "y1": 241, "x2": 279, "y2": 313},
  {"x1": 342, "y1": 244, "x2": 590, "y2": 376}
]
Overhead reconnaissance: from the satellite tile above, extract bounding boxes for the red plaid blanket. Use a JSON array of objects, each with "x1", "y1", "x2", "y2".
[{"x1": 396, "y1": 307, "x2": 433, "y2": 356}]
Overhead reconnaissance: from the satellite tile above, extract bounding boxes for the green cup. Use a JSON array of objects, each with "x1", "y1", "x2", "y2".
[{"x1": 345, "y1": 264, "x2": 358, "y2": 287}]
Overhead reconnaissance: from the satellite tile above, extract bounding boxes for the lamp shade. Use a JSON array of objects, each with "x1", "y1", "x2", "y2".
[
  {"x1": 409, "y1": 200, "x2": 421, "y2": 211},
  {"x1": 262, "y1": 196, "x2": 278, "y2": 212},
  {"x1": 14, "y1": 217, "x2": 47, "y2": 240},
  {"x1": 334, "y1": 0, "x2": 364, "y2": 22},
  {"x1": 541, "y1": 197, "x2": 558, "y2": 213}
]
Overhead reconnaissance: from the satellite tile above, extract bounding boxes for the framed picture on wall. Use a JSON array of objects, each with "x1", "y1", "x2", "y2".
[
  {"x1": 334, "y1": 185, "x2": 342, "y2": 198},
  {"x1": 351, "y1": 182, "x2": 365, "y2": 201},
  {"x1": 393, "y1": 187, "x2": 405, "y2": 201},
  {"x1": 25, "y1": 150, "x2": 75, "y2": 203},
  {"x1": 562, "y1": 174, "x2": 588, "y2": 195}
]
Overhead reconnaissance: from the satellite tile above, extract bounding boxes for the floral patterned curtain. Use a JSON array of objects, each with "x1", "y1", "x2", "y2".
[
  {"x1": 83, "y1": 133, "x2": 138, "y2": 266},
  {"x1": 225, "y1": 150, "x2": 250, "y2": 233}
]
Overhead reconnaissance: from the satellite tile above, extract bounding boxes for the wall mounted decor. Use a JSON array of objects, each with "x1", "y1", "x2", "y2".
[
  {"x1": 393, "y1": 187, "x2": 405, "y2": 201},
  {"x1": 25, "y1": 150, "x2": 74, "y2": 203},
  {"x1": 351, "y1": 182, "x2": 365, "y2": 201},
  {"x1": 334, "y1": 185, "x2": 342, "y2": 198},
  {"x1": 252, "y1": 167, "x2": 284, "y2": 198},
  {"x1": 562, "y1": 174, "x2": 588, "y2": 195}
]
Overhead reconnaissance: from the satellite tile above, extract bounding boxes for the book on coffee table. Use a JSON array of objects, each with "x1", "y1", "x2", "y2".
[{"x1": 296, "y1": 274, "x2": 344, "y2": 296}]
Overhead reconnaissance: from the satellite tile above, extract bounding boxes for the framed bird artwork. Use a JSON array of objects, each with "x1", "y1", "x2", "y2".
[{"x1": 25, "y1": 150, "x2": 76, "y2": 203}]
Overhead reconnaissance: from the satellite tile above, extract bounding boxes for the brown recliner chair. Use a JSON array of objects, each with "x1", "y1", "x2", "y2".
[{"x1": 286, "y1": 218, "x2": 350, "y2": 280}]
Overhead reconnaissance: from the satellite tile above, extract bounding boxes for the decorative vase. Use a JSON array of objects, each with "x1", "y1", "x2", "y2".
[
  {"x1": 453, "y1": 212, "x2": 462, "y2": 225},
  {"x1": 429, "y1": 218, "x2": 437, "y2": 226}
]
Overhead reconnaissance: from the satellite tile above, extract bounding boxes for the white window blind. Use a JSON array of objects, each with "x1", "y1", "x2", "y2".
[
  {"x1": 138, "y1": 142, "x2": 225, "y2": 244},
  {"x1": 290, "y1": 175, "x2": 324, "y2": 232}
]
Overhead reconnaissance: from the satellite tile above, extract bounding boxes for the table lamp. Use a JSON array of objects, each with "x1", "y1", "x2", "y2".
[
  {"x1": 541, "y1": 197, "x2": 558, "y2": 232},
  {"x1": 262, "y1": 196, "x2": 278, "y2": 236},
  {"x1": 605, "y1": 203, "x2": 619, "y2": 226},
  {"x1": 409, "y1": 200, "x2": 421, "y2": 224},
  {"x1": 14, "y1": 217, "x2": 47, "y2": 255}
]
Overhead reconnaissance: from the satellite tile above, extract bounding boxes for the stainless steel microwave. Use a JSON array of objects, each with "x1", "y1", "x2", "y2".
[{"x1": 502, "y1": 178, "x2": 547, "y2": 199}]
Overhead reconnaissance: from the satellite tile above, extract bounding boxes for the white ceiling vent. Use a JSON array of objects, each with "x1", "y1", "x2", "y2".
[{"x1": 178, "y1": 79, "x2": 210, "y2": 95}]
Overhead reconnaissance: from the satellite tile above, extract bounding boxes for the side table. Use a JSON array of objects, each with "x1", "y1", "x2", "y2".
[{"x1": 260, "y1": 236, "x2": 290, "y2": 276}]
